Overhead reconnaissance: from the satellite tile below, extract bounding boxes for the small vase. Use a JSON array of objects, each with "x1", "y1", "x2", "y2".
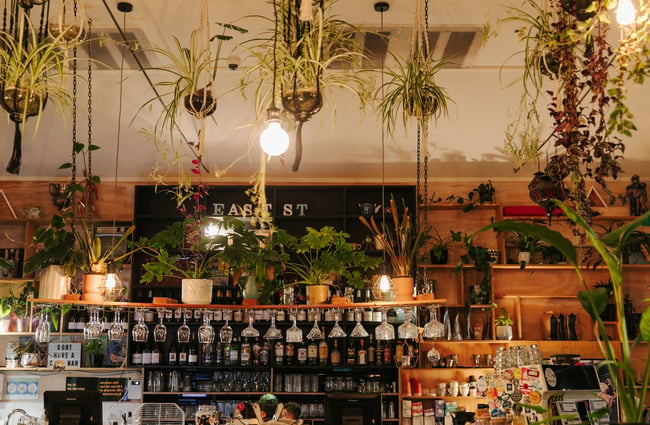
[{"x1": 496, "y1": 325, "x2": 513, "y2": 340}]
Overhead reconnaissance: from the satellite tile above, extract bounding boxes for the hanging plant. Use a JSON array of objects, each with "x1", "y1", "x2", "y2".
[
  {"x1": 377, "y1": 0, "x2": 452, "y2": 156},
  {"x1": 0, "y1": 6, "x2": 81, "y2": 174},
  {"x1": 496, "y1": 0, "x2": 648, "y2": 220},
  {"x1": 240, "y1": 0, "x2": 372, "y2": 171}
]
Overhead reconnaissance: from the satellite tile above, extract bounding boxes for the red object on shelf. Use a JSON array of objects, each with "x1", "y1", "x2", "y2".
[{"x1": 503, "y1": 206, "x2": 563, "y2": 217}]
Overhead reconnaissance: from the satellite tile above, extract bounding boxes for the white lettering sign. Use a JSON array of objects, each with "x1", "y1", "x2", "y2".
[{"x1": 48, "y1": 342, "x2": 82, "y2": 368}]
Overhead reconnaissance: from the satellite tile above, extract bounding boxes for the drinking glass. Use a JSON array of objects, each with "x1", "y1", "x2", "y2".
[
  {"x1": 328, "y1": 309, "x2": 347, "y2": 338},
  {"x1": 286, "y1": 312, "x2": 304, "y2": 343},
  {"x1": 132, "y1": 310, "x2": 149, "y2": 342},
  {"x1": 198, "y1": 312, "x2": 215, "y2": 343},
  {"x1": 108, "y1": 308, "x2": 125, "y2": 341},
  {"x1": 263, "y1": 311, "x2": 283, "y2": 340},
  {"x1": 219, "y1": 318, "x2": 233, "y2": 343},
  {"x1": 177, "y1": 314, "x2": 191, "y2": 343},
  {"x1": 84, "y1": 307, "x2": 103, "y2": 340},
  {"x1": 375, "y1": 308, "x2": 395, "y2": 341},
  {"x1": 306, "y1": 313, "x2": 324, "y2": 340},
  {"x1": 423, "y1": 305, "x2": 445, "y2": 340},
  {"x1": 397, "y1": 309, "x2": 419, "y2": 340},
  {"x1": 35, "y1": 312, "x2": 51, "y2": 343},
  {"x1": 240, "y1": 311, "x2": 260, "y2": 338},
  {"x1": 153, "y1": 310, "x2": 167, "y2": 343},
  {"x1": 349, "y1": 308, "x2": 369, "y2": 338}
]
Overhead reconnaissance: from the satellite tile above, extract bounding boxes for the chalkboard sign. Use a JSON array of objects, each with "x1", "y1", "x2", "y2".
[{"x1": 66, "y1": 377, "x2": 127, "y2": 401}]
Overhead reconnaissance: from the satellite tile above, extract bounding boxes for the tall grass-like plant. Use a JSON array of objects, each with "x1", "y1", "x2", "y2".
[{"x1": 473, "y1": 201, "x2": 650, "y2": 422}]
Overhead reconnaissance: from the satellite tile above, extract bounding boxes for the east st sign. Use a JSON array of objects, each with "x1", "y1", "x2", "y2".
[{"x1": 211, "y1": 202, "x2": 309, "y2": 217}]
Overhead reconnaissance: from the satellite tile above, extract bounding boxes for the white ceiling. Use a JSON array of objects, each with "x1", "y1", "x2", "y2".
[{"x1": 2, "y1": 0, "x2": 649, "y2": 183}]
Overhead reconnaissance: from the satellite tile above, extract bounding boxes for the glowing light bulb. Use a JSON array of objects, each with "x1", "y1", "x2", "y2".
[
  {"x1": 379, "y1": 275, "x2": 392, "y2": 292},
  {"x1": 616, "y1": 0, "x2": 635, "y2": 26},
  {"x1": 260, "y1": 119, "x2": 289, "y2": 156}
]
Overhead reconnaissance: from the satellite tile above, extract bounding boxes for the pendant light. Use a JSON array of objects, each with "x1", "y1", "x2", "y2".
[
  {"x1": 616, "y1": 0, "x2": 635, "y2": 25},
  {"x1": 260, "y1": 0, "x2": 289, "y2": 156},
  {"x1": 371, "y1": 1, "x2": 396, "y2": 302}
]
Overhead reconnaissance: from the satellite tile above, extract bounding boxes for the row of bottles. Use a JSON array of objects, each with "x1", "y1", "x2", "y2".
[{"x1": 130, "y1": 326, "x2": 413, "y2": 368}]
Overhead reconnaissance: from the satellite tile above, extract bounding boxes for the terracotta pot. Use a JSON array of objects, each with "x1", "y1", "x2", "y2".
[
  {"x1": 393, "y1": 276, "x2": 415, "y2": 302},
  {"x1": 306, "y1": 284, "x2": 329, "y2": 304},
  {"x1": 182, "y1": 278, "x2": 213, "y2": 305},
  {"x1": 82, "y1": 273, "x2": 105, "y2": 295}
]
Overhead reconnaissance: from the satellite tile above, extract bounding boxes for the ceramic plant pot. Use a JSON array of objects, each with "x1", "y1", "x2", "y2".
[{"x1": 182, "y1": 278, "x2": 213, "y2": 305}]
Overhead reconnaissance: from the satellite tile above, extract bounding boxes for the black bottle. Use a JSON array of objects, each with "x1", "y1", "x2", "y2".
[
  {"x1": 168, "y1": 338, "x2": 178, "y2": 366},
  {"x1": 188, "y1": 332, "x2": 199, "y2": 366}
]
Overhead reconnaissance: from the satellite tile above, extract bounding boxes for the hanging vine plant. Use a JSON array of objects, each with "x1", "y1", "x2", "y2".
[
  {"x1": 378, "y1": 0, "x2": 452, "y2": 159},
  {"x1": 497, "y1": 0, "x2": 648, "y2": 220}
]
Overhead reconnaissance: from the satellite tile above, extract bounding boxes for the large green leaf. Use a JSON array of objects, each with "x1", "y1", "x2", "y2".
[{"x1": 577, "y1": 287, "x2": 609, "y2": 320}]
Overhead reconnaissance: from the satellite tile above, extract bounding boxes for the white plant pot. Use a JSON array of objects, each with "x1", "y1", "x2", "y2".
[
  {"x1": 496, "y1": 325, "x2": 513, "y2": 340},
  {"x1": 0, "y1": 317, "x2": 10, "y2": 333},
  {"x1": 517, "y1": 251, "x2": 531, "y2": 265},
  {"x1": 182, "y1": 278, "x2": 213, "y2": 305},
  {"x1": 39, "y1": 265, "x2": 70, "y2": 300}
]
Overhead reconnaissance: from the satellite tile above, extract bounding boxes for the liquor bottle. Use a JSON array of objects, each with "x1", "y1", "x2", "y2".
[
  {"x1": 178, "y1": 338, "x2": 188, "y2": 366},
  {"x1": 274, "y1": 340, "x2": 285, "y2": 366},
  {"x1": 382, "y1": 340, "x2": 392, "y2": 366},
  {"x1": 214, "y1": 341, "x2": 223, "y2": 366},
  {"x1": 285, "y1": 341, "x2": 295, "y2": 366},
  {"x1": 346, "y1": 340, "x2": 356, "y2": 366},
  {"x1": 142, "y1": 337, "x2": 152, "y2": 365},
  {"x1": 260, "y1": 339, "x2": 270, "y2": 366},
  {"x1": 252, "y1": 338, "x2": 261, "y2": 366},
  {"x1": 66, "y1": 309, "x2": 77, "y2": 332},
  {"x1": 151, "y1": 341, "x2": 161, "y2": 365},
  {"x1": 240, "y1": 337, "x2": 251, "y2": 366},
  {"x1": 230, "y1": 337, "x2": 240, "y2": 366},
  {"x1": 330, "y1": 340, "x2": 341, "y2": 366},
  {"x1": 188, "y1": 332, "x2": 199, "y2": 366},
  {"x1": 131, "y1": 342, "x2": 142, "y2": 365},
  {"x1": 223, "y1": 341, "x2": 232, "y2": 366},
  {"x1": 297, "y1": 340, "x2": 308, "y2": 366},
  {"x1": 307, "y1": 339, "x2": 319, "y2": 365},
  {"x1": 201, "y1": 343, "x2": 213, "y2": 366},
  {"x1": 318, "y1": 331, "x2": 329, "y2": 365},
  {"x1": 367, "y1": 335, "x2": 376, "y2": 365},
  {"x1": 168, "y1": 337, "x2": 178, "y2": 366},
  {"x1": 357, "y1": 339, "x2": 368, "y2": 366},
  {"x1": 394, "y1": 340, "x2": 404, "y2": 365},
  {"x1": 375, "y1": 339, "x2": 383, "y2": 366}
]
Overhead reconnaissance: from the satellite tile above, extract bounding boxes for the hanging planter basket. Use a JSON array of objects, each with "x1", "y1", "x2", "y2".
[
  {"x1": 282, "y1": 85, "x2": 323, "y2": 172},
  {"x1": 184, "y1": 88, "x2": 217, "y2": 118}
]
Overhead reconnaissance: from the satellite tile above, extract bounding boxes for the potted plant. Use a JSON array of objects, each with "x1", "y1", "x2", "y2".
[
  {"x1": 359, "y1": 197, "x2": 428, "y2": 301},
  {"x1": 23, "y1": 214, "x2": 77, "y2": 299},
  {"x1": 217, "y1": 217, "x2": 283, "y2": 305},
  {"x1": 0, "y1": 8, "x2": 81, "y2": 174},
  {"x1": 507, "y1": 228, "x2": 543, "y2": 267},
  {"x1": 0, "y1": 281, "x2": 36, "y2": 332},
  {"x1": 495, "y1": 307, "x2": 514, "y2": 340},
  {"x1": 240, "y1": 0, "x2": 371, "y2": 171},
  {"x1": 275, "y1": 226, "x2": 380, "y2": 304},
  {"x1": 84, "y1": 339, "x2": 105, "y2": 367},
  {"x1": 429, "y1": 227, "x2": 462, "y2": 265},
  {"x1": 474, "y1": 202, "x2": 650, "y2": 422}
]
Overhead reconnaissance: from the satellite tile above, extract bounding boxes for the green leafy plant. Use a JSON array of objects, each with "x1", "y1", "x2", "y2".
[
  {"x1": 495, "y1": 307, "x2": 514, "y2": 327},
  {"x1": 473, "y1": 201, "x2": 650, "y2": 422},
  {"x1": 429, "y1": 227, "x2": 463, "y2": 261},
  {"x1": 0, "y1": 281, "x2": 36, "y2": 319},
  {"x1": 75, "y1": 220, "x2": 136, "y2": 274},
  {"x1": 275, "y1": 226, "x2": 380, "y2": 289},
  {"x1": 23, "y1": 214, "x2": 77, "y2": 276},
  {"x1": 359, "y1": 197, "x2": 427, "y2": 277},
  {"x1": 84, "y1": 339, "x2": 105, "y2": 355}
]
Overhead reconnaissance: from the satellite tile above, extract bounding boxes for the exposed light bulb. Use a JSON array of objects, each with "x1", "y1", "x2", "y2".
[
  {"x1": 616, "y1": 0, "x2": 635, "y2": 25},
  {"x1": 372, "y1": 273, "x2": 395, "y2": 301},
  {"x1": 260, "y1": 108, "x2": 289, "y2": 156},
  {"x1": 379, "y1": 274, "x2": 392, "y2": 292}
]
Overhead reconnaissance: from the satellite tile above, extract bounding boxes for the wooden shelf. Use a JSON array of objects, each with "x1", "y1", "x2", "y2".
[{"x1": 30, "y1": 298, "x2": 447, "y2": 310}]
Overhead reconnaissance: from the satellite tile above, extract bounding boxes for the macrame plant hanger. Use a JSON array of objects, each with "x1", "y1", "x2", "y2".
[{"x1": 1, "y1": 0, "x2": 50, "y2": 174}]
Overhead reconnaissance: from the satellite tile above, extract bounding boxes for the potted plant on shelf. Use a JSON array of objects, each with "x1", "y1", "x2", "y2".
[
  {"x1": 507, "y1": 228, "x2": 543, "y2": 267},
  {"x1": 75, "y1": 221, "x2": 136, "y2": 302},
  {"x1": 429, "y1": 228, "x2": 462, "y2": 265},
  {"x1": 84, "y1": 339, "x2": 105, "y2": 367},
  {"x1": 359, "y1": 197, "x2": 428, "y2": 301},
  {"x1": 0, "y1": 281, "x2": 36, "y2": 332},
  {"x1": 474, "y1": 202, "x2": 650, "y2": 422},
  {"x1": 275, "y1": 226, "x2": 380, "y2": 304},
  {"x1": 495, "y1": 307, "x2": 514, "y2": 340},
  {"x1": 23, "y1": 214, "x2": 78, "y2": 300}
]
